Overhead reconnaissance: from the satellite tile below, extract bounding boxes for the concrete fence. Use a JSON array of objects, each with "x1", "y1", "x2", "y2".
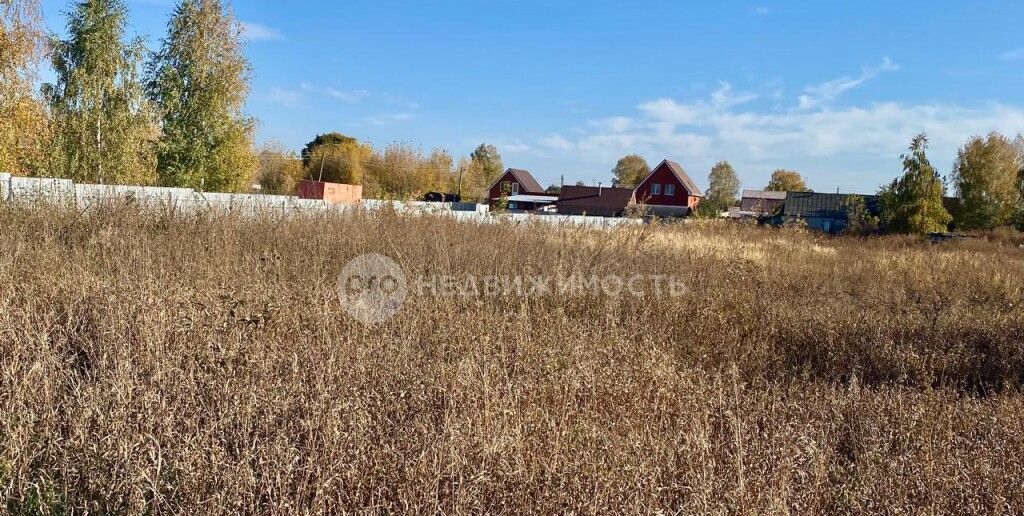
[
  {"x1": 0, "y1": 173, "x2": 9, "y2": 202},
  {"x1": 0, "y1": 174, "x2": 640, "y2": 228}
]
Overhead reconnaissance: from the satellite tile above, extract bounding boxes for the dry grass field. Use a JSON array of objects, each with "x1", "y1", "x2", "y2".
[{"x1": 2, "y1": 202, "x2": 1024, "y2": 514}]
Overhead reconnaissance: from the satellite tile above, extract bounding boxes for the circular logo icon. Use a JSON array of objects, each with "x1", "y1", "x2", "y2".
[{"x1": 336, "y1": 253, "x2": 407, "y2": 324}]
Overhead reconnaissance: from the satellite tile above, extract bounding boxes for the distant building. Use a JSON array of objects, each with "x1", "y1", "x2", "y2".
[
  {"x1": 298, "y1": 180, "x2": 362, "y2": 205},
  {"x1": 505, "y1": 194, "x2": 559, "y2": 212},
  {"x1": 738, "y1": 190, "x2": 787, "y2": 217},
  {"x1": 487, "y1": 168, "x2": 555, "y2": 208},
  {"x1": 556, "y1": 185, "x2": 636, "y2": 217},
  {"x1": 634, "y1": 160, "x2": 703, "y2": 217},
  {"x1": 782, "y1": 191, "x2": 879, "y2": 233}
]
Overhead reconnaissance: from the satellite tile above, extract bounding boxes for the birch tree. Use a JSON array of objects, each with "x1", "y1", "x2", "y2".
[
  {"x1": 44, "y1": 0, "x2": 156, "y2": 184},
  {"x1": 951, "y1": 133, "x2": 1021, "y2": 230},
  {"x1": 878, "y1": 134, "x2": 952, "y2": 234},
  {"x1": 0, "y1": 0, "x2": 48, "y2": 175},
  {"x1": 147, "y1": 0, "x2": 256, "y2": 191}
]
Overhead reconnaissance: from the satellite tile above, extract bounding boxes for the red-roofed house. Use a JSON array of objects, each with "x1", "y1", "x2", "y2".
[
  {"x1": 634, "y1": 160, "x2": 703, "y2": 217},
  {"x1": 487, "y1": 168, "x2": 556, "y2": 209}
]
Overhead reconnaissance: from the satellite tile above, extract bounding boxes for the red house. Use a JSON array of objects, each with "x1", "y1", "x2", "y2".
[
  {"x1": 487, "y1": 168, "x2": 555, "y2": 208},
  {"x1": 634, "y1": 159, "x2": 703, "y2": 217}
]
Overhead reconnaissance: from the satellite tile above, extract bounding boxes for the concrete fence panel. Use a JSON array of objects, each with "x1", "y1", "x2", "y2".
[{"x1": 10, "y1": 177, "x2": 75, "y2": 204}]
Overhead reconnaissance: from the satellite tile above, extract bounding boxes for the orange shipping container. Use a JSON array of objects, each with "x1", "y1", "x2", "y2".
[{"x1": 298, "y1": 180, "x2": 363, "y2": 205}]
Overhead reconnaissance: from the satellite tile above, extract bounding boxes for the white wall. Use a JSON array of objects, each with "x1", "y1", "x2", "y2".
[
  {"x1": 1, "y1": 176, "x2": 640, "y2": 227},
  {"x1": 10, "y1": 176, "x2": 75, "y2": 204}
]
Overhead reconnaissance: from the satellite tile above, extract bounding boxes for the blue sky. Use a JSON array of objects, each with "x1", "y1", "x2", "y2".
[{"x1": 40, "y1": 0, "x2": 1024, "y2": 192}]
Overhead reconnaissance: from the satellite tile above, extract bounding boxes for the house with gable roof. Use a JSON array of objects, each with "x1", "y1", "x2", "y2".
[
  {"x1": 486, "y1": 168, "x2": 558, "y2": 211},
  {"x1": 633, "y1": 159, "x2": 704, "y2": 217}
]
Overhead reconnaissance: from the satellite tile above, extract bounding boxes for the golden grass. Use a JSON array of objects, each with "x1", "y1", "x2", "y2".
[{"x1": 2, "y1": 203, "x2": 1024, "y2": 514}]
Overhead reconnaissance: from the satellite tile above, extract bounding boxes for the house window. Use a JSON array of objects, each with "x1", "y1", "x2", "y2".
[
  {"x1": 651, "y1": 183, "x2": 662, "y2": 196},
  {"x1": 665, "y1": 184, "x2": 676, "y2": 197},
  {"x1": 511, "y1": 183, "x2": 520, "y2": 195}
]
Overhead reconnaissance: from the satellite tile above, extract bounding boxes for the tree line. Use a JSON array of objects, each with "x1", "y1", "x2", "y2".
[
  {"x1": 255, "y1": 135, "x2": 507, "y2": 201},
  {"x1": 0, "y1": 0, "x2": 509, "y2": 200}
]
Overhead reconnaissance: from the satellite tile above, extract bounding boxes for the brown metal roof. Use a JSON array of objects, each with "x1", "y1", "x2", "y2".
[
  {"x1": 505, "y1": 168, "x2": 545, "y2": 194},
  {"x1": 661, "y1": 160, "x2": 704, "y2": 197},
  {"x1": 783, "y1": 191, "x2": 880, "y2": 219},
  {"x1": 556, "y1": 185, "x2": 636, "y2": 217},
  {"x1": 742, "y1": 189, "x2": 787, "y2": 200}
]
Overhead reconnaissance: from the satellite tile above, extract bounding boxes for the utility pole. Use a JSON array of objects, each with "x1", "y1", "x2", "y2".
[
  {"x1": 457, "y1": 164, "x2": 464, "y2": 199},
  {"x1": 318, "y1": 154, "x2": 326, "y2": 182}
]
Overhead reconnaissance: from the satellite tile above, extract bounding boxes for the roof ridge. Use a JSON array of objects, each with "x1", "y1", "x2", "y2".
[{"x1": 662, "y1": 160, "x2": 704, "y2": 197}]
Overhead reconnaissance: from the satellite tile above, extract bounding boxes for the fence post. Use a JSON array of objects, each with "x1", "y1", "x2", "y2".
[{"x1": 0, "y1": 173, "x2": 10, "y2": 202}]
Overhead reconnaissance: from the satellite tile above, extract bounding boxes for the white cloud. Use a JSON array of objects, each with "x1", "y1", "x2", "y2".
[
  {"x1": 326, "y1": 88, "x2": 369, "y2": 102},
  {"x1": 300, "y1": 83, "x2": 368, "y2": 102},
  {"x1": 542, "y1": 134, "x2": 575, "y2": 151},
  {"x1": 749, "y1": 6, "x2": 770, "y2": 15},
  {"x1": 240, "y1": 21, "x2": 284, "y2": 42},
  {"x1": 588, "y1": 116, "x2": 636, "y2": 133},
  {"x1": 711, "y1": 82, "x2": 759, "y2": 109},
  {"x1": 798, "y1": 57, "x2": 900, "y2": 109},
  {"x1": 532, "y1": 65, "x2": 1024, "y2": 189},
  {"x1": 365, "y1": 113, "x2": 415, "y2": 126},
  {"x1": 998, "y1": 48, "x2": 1024, "y2": 61},
  {"x1": 266, "y1": 88, "x2": 303, "y2": 107},
  {"x1": 496, "y1": 142, "x2": 531, "y2": 153},
  {"x1": 383, "y1": 94, "x2": 422, "y2": 110}
]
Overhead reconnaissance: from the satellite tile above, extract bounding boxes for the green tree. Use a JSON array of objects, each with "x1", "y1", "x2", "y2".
[
  {"x1": 766, "y1": 169, "x2": 808, "y2": 192},
  {"x1": 147, "y1": 0, "x2": 257, "y2": 192},
  {"x1": 303, "y1": 132, "x2": 357, "y2": 166},
  {"x1": 470, "y1": 143, "x2": 503, "y2": 180},
  {"x1": 694, "y1": 200, "x2": 724, "y2": 219},
  {"x1": 878, "y1": 134, "x2": 952, "y2": 234},
  {"x1": 612, "y1": 154, "x2": 649, "y2": 187},
  {"x1": 950, "y1": 133, "x2": 1021, "y2": 230},
  {"x1": 44, "y1": 0, "x2": 156, "y2": 185},
  {"x1": 254, "y1": 141, "x2": 303, "y2": 195},
  {"x1": 492, "y1": 180, "x2": 512, "y2": 213},
  {"x1": 705, "y1": 160, "x2": 740, "y2": 211},
  {"x1": 304, "y1": 138, "x2": 373, "y2": 185},
  {"x1": 842, "y1": 195, "x2": 879, "y2": 235},
  {"x1": 0, "y1": 0, "x2": 48, "y2": 175}
]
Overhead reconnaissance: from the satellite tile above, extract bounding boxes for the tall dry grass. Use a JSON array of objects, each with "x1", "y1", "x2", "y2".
[{"x1": 1, "y1": 202, "x2": 1024, "y2": 514}]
